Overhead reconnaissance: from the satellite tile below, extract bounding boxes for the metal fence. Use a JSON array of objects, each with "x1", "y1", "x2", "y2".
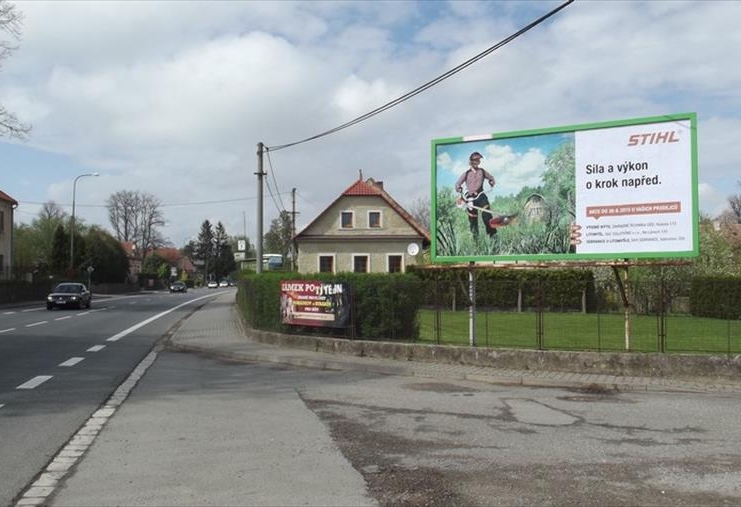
[
  {"x1": 238, "y1": 277, "x2": 741, "y2": 355},
  {"x1": 417, "y1": 278, "x2": 740, "y2": 355}
]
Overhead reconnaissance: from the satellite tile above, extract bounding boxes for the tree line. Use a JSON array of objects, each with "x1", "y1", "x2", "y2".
[{"x1": 13, "y1": 191, "x2": 255, "y2": 286}]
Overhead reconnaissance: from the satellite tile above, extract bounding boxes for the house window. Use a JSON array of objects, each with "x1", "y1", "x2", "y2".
[
  {"x1": 319, "y1": 255, "x2": 334, "y2": 273},
  {"x1": 368, "y1": 211, "x2": 382, "y2": 228},
  {"x1": 0, "y1": 210, "x2": 4, "y2": 233},
  {"x1": 341, "y1": 211, "x2": 354, "y2": 229},
  {"x1": 353, "y1": 255, "x2": 369, "y2": 273},
  {"x1": 388, "y1": 255, "x2": 403, "y2": 273}
]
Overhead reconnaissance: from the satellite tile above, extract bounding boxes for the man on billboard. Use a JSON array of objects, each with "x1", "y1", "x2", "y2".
[{"x1": 455, "y1": 151, "x2": 497, "y2": 238}]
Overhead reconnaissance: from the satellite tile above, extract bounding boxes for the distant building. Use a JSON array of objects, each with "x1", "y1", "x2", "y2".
[
  {"x1": 294, "y1": 175, "x2": 429, "y2": 274},
  {"x1": 120, "y1": 242, "x2": 196, "y2": 283},
  {"x1": 0, "y1": 189, "x2": 19, "y2": 280}
]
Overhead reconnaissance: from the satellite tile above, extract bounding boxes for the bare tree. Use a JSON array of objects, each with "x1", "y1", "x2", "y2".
[
  {"x1": 727, "y1": 180, "x2": 741, "y2": 223},
  {"x1": 106, "y1": 190, "x2": 167, "y2": 257},
  {"x1": 0, "y1": 0, "x2": 31, "y2": 139},
  {"x1": 106, "y1": 190, "x2": 140, "y2": 242},
  {"x1": 40, "y1": 201, "x2": 66, "y2": 222},
  {"x1": 408, "y1": 196, "x2": 431, "y2": 232}
]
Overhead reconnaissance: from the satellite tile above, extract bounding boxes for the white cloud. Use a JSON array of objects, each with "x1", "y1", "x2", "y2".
[
  {"x1": 3, "y1": 0, "x2": 740, "y2": 248},
  {"x1": 484, "y1": 145, "x2": 545, "y2": 196}
]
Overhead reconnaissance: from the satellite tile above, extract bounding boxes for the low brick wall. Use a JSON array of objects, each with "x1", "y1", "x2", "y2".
[{"x1": 247, "y1": 328, "x2": 741, "y2": 380}]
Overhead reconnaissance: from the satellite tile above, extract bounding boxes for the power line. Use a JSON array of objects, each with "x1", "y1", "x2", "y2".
[
  {"x1": 265, "y1": 149, "x2": 286, "y2": 212},
  {"x1": 266, "y1": 0, "x2": 574, "y2": 152},
  {"x1": 17, "y1": 194, "x2": 292, "y2": 209}
]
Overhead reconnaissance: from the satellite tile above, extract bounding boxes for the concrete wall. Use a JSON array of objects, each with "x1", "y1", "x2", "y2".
[
  {"x1": 297, "y1": 195, "x2": 424, "y2": 273},
  {"x1": 297, "y1": 240, "x2": 420, "y2": 273},
  {"x1": 247, "y1": 327, "x2": 741, "y2": 380}
]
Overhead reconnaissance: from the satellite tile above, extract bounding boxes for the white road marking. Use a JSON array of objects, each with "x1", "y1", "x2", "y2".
[
  {"x1": 3, "y1": 311, "x2": 16, "y2": 315},
  {"x1": 0, "y1": 404, "x2": 4, "y2": 410},
  {"x1": 17, "y1": 375, "x2": 53, "y2": 389},
  {"x1": 0, "y1": 327, "x2": 16, "y2": 334},
  {"x1": 107, "y1": 292, "x2": 220, "y2": 342},
  {"x1": 55, "y1": 316, "x2": 72, "y2": 321},
  {"x1": 59, "y1": 357, "x2": 85, "y2": 367},
  {"x1": 76, "y1": 311, "x2": 90, "y2": 316},
  {"x1": 26, "y1": 321, "x2": 48, "y2": 328},
  {"x1": 21, "y1": 308, "x2": 43, "y2": 313},
  {"x1": 128, "y1": 301, "x2": 137, "y2": 304},
  {"x1": 87, "y1": 345, "x2": 105, "y2": 352}
]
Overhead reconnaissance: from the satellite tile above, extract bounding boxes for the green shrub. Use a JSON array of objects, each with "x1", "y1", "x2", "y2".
[
  {"x1": 408, "y1": 266, "x2": 595, "y2": 312},
  {"x1": 690, "y1": 276, "x2": 741, "y2": 319},
  {"x1": 236, "y1": 272, "x2": 424, "y2": 340}
]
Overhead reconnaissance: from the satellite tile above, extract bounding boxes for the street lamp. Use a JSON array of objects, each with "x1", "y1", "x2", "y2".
[{"x1": 70, "y1": 172, "x2": 99, "y2": 272}]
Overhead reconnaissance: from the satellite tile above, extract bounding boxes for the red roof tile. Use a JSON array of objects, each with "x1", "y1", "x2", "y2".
[
  {"x1": 0, "y1": 189, "x2": 18, "y2": 205},
  {"x1": 297, "y1": 177, "x2": 430, "y2": 242},
  {"x1": 342, "y1": 178, "x2": 383, "y2": 196}
]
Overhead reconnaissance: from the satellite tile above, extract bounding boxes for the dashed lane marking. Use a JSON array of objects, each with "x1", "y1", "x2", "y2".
[
  {"x1": 87, "y1": 345, "x2": 105, "y2": 352},
  {"x1": 55, "y1": 316, "x2": 72, "y2": 321},
  {"x1": 25, "y1": 321, "x2": 48, "y2": 328},
  {"x1": 59, "y1": 357, "x2": 85, "y2": 367},
  {"x1": 107, "y1": 292, "x2": 220, "y2": 342},
  {"x1": 17, "y1": 376, "x2": 53, "y2": 389},
  {"x1": 0, "y1": 327, "x2": 15, "y2": 334},
  {"x1": 3, "y1": 311, "x2": 16, "y2": 315}
]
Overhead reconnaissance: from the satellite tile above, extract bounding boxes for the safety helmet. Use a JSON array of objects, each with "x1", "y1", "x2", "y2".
[{"x1": 469, "y1": 151, "x2": 483, "y2": 161}]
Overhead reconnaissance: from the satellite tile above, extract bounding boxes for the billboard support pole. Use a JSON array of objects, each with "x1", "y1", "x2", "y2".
[
  {"x1": 468, "y1": 262, "x2": 476, "y2": 347},
  {"x1": 623, "y1": 267, "x2": 631, "y2": 351}
]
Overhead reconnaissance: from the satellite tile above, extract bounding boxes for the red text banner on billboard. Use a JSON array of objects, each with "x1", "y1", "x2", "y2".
[
  {"x1": 280, "y1": 280, "x2": 351, "y2": 328},
  {"x1": 430, "y1": 113, "x2": 698, "y2": 263}
]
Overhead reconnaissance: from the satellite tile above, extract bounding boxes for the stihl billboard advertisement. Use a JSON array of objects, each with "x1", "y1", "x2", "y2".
[{"x1": 431, "y1": 113, "x2": 698, "y2": 263}]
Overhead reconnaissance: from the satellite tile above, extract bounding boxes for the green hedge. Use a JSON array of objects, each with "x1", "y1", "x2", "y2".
[
  {"x1": 690, "y1": 276, "x2": 741, "y2": 319},
  {"x1": 408, "y1": 267, "x2": 596, "y2": 312},
  {"x1": 236, "y1": 272, "x2": 424, "y2": 340}
]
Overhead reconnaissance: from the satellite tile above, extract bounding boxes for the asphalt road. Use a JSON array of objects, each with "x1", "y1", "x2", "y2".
[
  {"x1": 50, "y1": 351, "x2": 741, "y2": 506},
  {"x1": 0, "y1": 289, "x2": 227, "y2": 507}
]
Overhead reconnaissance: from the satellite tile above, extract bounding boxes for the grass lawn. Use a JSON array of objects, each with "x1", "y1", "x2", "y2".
[{"x1": 416, "y1": 309, "x2": 741, "y2": 354}]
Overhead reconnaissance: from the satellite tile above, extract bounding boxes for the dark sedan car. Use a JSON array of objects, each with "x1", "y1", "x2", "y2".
[
  {"x1": 47, "y1": 282, "x2": 92, "y2": 310},
  {"x1": 169, "y1": 281, "x2": 187, "y2": 293}
]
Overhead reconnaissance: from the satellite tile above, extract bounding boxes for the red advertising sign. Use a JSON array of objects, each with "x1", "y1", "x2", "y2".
[{"x1": 280, "y1": 280, "x2": 351, "y2": 328}]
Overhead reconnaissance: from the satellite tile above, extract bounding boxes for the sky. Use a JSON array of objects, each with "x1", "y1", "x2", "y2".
[{"x1": 1, "y1": 0, "x2": 739, "y2": 249}]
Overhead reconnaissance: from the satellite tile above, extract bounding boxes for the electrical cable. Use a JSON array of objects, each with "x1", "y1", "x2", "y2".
[
  {"x1": 17, "y1": 194, "x2": 292, "y2": 209},
  {"x1": 263, "y1": 169, "x2": 285, "y2": 216},
  {"x1": 266, "y1": 0, "x2": 574, "y2": 152},
  {"x1": 265, "y1": 150, "x2": 286, "y2": 212}
]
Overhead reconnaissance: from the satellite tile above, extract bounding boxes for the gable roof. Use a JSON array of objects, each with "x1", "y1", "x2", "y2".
[
  {"x1": 296, "y1": 176, "x2": 430, "y2": 242},
  {"x1": 0, "y1": 189, "x2": 18, "y2": 206}
]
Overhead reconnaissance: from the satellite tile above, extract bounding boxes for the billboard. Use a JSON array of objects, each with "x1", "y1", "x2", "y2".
[
  {"x1": 431, "y1": 113, "x2": 698, "y2": 262},
  {"x1": 280, "y1": 280, "x2": 351, "y2": 328}
]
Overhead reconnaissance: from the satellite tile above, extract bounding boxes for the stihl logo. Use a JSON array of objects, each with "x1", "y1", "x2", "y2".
[{"x1": 627, "y1": 131, "x2": 680, "y2": 146}]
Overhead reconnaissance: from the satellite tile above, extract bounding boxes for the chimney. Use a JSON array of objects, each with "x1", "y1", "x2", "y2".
[{"x1": 358, "y1": 169, "x2": 363, "y2": 181}]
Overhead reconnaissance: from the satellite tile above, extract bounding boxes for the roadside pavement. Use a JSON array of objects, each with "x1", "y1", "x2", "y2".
[
  {"x1": 168, "y1": 292, "x2": 741, "y2": 395},
  {"x1": 16, "y1": 290, "x2": 741, "y2": 507}
]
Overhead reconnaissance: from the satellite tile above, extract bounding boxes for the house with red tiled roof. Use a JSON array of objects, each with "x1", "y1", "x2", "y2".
[
  {"x1": 0, "y1": 189, "x2": 19, "y2": 280},
  {"x1": 294, "y1": 175, "x2": 430, "y2": 274},
  {"x1": 120, "y1": 242, "x2": 197, "y2": 283}
]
